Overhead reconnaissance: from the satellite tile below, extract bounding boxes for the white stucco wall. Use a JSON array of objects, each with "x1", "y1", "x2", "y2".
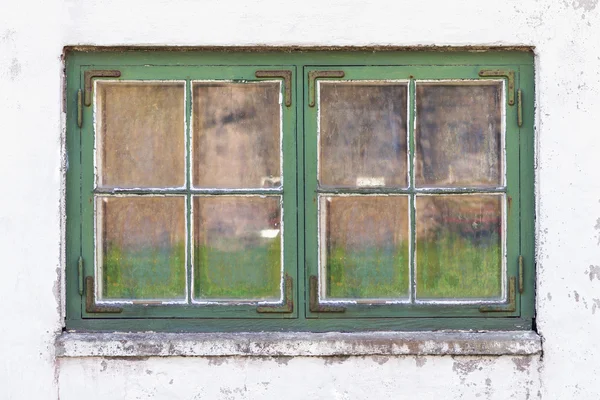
[{"x1": 1, "y1": 0, "x2": 600, "y2": 398}]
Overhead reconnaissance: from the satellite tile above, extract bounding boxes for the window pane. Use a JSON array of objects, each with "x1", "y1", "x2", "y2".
[
  {"x1": 96, "y1": 196, "x2": 186, "y2": 301},
  {"x1": 320, "y1": 196, "x2": 410, "y2": 300},
  {"x1": 192, "y1": 82, "x2": 281, "y2": 189},
  {"x1": 319, "y1": 82, "x2": 408, "y2": 188},
  {"x1": 96, "y1": 81, "x2": 185, "y2": 189},
  {"x1": 415, "y1": 82, "x2": 503, "y2": 188},
  {"x1": 416, "y1": 195, "x2": 503, "y2": 300},
  {"x1": 193, "y1": 196, "x2": 282, "y2": 301}
]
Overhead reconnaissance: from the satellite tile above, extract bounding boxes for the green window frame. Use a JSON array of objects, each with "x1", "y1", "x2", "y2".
[{"x1": 65, "y1": 49, "x2": 535, "y2": 332}]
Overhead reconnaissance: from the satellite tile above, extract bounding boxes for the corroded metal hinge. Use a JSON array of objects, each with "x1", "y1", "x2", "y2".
[
  {"x1": 308, "y1": 70, "x2": 345, "y2": 107},
  {"x1": 76, "y1": 89, "x2": 83, "y2": 128},
  {"x1": 518, "y1": 255, "x2": 524, "y2": 293},
  {"x1": 85, "y1": 276, "x2": 123, "y2": 313},
  {"x1": 77, "y1": 256, "x2": 84, "y2": 295},
  {"x1": 517, "y1": 89, "x2": 523, "y2": 127},
  {"x1": 479, "y1": 69, "x2": 516, "y2": 106},
  {"x1": 309, "y1": 275, "x2": 345, "y2": 313},
  {"x1": 84, "y1": 69, "x2": 121, "y2": 106},
  {"x1": 255, "y1": 70, "x2": 293, "y2": 107},
  {"x1": 257, "y1": 274, "x2": 294, "y2": 313},
  {"x1": 479, "y1": 276, "x2": 516, "y2": 313}
]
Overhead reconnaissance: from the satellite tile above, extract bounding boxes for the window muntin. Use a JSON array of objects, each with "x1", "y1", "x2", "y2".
[{"x1": 66, "y1": 52, "x2": 533, "y2": 331}]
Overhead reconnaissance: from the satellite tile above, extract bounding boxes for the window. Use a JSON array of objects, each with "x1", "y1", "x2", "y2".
[{"x1": 65, "y1": 50, "x2": 534, "y2": 332}]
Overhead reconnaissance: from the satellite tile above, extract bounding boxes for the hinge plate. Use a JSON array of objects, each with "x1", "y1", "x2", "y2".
[
  {"x1": 255, "y1": 70, "x2": 293, "y2": 107},
  {"x1": 85, "y1": 276, "x2": 123, "y2": 313},
  {"x1": 309, "y1": 275, "x2": 345, "y2": 313},
  {"x1": 84, "y1": 69, "x2": 121, "y2": 106},
  {"x1": 479, "y1": 276, "x2": 517, "y2": 313},
  {"x1": 256, "y1": 274, "x2": 294, "y2": 313},
  {"x1": 308, "y1": 70, "x2": 345, "y2": 107},
  {"x1": 479, "y1": 69, "x2": 516, "y2": 106}
]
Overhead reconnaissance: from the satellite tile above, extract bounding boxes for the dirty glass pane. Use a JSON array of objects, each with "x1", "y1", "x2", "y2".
[
  {"x1": 192, "y1": 82, "x2": 281, "y2": 189},
  {"x1": 96, "y1": 196, "x2": 186, "y2": 301},
  {"x1": 415, "y1": 82, "x2": 503, "y2": 187},
  {"x1": 96, "y1": 81, "x2": 185, "y2": 189},
  {"x1": 320, "y1": 196, "x2": 410, "y2": 300},
  {"x1": 416, "y1": 195, "x2": 503, "y2": 300},
  {"x1": 193, "y1": 196, "x2": 281, "y2": 301},
  {"x1": 319, "y1": 82, "x2": 408, "y2": 188}
]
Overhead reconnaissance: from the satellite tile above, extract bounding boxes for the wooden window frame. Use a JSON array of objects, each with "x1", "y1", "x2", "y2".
[{"x1": 65, "y1": 49, "x2": 535, "y2": 332}]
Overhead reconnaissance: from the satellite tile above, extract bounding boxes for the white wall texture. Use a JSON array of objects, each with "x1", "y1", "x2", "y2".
[{"x1": 1, "y1": 0, "x2": 599, "y2": 398}]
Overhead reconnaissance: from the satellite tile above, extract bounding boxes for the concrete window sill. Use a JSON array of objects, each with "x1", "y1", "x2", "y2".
[{"x1": 56, "y1": 331, "x2": 542, "y2": 358}]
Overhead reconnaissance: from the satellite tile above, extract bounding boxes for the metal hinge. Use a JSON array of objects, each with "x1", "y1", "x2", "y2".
[
  {"x1": 77, "y1": 256, "x2": 84, "y2": 295},
  {"x1": 517, "y1": 89, "x2": 523, "y2": 127},
  {"x1": 308, "y1": 70, "x2": 345, "y2": 107},
  {"x1": 518, "y1": 255, "x2": 524, "y2": 293},
  {"x1": 255, "y1": 70, "x2": 293, "y2": 107},
  {"x1": 85, "y1": 276, "x2": 123, "y2": 313},
  {"x1": 479, "y1": 69, "x2": 516, "y2": 106},
  {"x1": 479, "y1": 276, "x2": 516, "y2": 313},
  {"x1": 309, "y1": 275, "x2": 345, "y2": 313},
  {"x1": 84, "y1": 69, "x2": 121, "y2": 106},
  {"x1": 256, "y1": 274, "x2": 294, "y2": 313},
  {"x1": 76, "y1": 89, "x2": 83, "y2": 128}
]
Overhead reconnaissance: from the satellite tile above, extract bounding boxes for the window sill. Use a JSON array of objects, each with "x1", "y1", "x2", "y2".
[{"x1": 56, "y1": 331, "x2": 542, "y2": 358}]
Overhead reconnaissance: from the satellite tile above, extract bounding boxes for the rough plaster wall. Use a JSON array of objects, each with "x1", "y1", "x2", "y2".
[
  {"x1": 59, "y1": 356, "x2": 541, "y2": 400},
  {"x1": 0, "y1": 1, "x2": 63, "y2": 399},
  {"x1": 1, "y1": 0, "x2": 600, "y2": 399}
]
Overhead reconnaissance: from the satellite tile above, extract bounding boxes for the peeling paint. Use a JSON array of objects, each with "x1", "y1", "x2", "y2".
[
  {"x1": 9, "y1": 58, "x2": 21, "y2": 80},
  {"x1": 415, "y1": 356, "x2": 427, "y2": 368},
  {"x1": 592, "y1": 299, "x2": 600, "y2": 314},
  {"x1": 565, "y1": 0, "x2": 599, "y2": 11},
  {"x1": 512, "y1": 357, "x2": 532, "y2": 372},
  {"x1": 587, "y1": 265, "x2": 600, "y2": 281}
]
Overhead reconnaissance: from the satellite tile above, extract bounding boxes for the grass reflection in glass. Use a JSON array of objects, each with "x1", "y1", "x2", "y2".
[
  {"x1": 102, "y1": 242, "x2": 186, "y2": 300},
  {"x1": 194, "y1": 238, "x2": 281, "y2": 300},
  {"x1": 326, "y1": 243, "x2": 409, "y2": 299}
]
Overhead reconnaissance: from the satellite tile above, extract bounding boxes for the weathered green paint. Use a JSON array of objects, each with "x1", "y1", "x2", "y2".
[{"x1": 66, "y1": 50, "x2": 535, "y2": 331}]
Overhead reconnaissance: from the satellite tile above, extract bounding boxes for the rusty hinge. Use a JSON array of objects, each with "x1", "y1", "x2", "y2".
[
  {"x1": 85, "y1": 276, "x2": 123, "y2": 313},
  {"x1": 479, "y1": 276, "x2": 516, "y2": 313},
  {"x1": 255, "y1": 70, "x2": 293, "y2": 107},
  {"x1": 76, "y1": 89, "x2": 83, "y2": 128},
  {"x1": 84, "y1": 69, "x2": 121, "y2": 106},
  {"x1": 77, "y1": 256, "x2": 84, "y2": 295},
  {"x1": 479, "y1": 69, "x2": 515, "y2": 106},
  {"x1": 256, "y1": 274, "x2": 294, "y2": 313},
  {"x1": 518, "y1": 255, "x2": 524, "y2": 293},
  {"x1": 308, "y1": 70, "x2": 345, "y2": 107},
  {"x1": 517, "y1": 89, "x2": 523, "y2": 127},
  {"x1": 309, "y1": 275, "x2": 345, "y2": 313}
]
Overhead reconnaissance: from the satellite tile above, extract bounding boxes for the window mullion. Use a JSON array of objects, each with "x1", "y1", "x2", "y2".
[
  {"x1": 185, "y1": 79, "x2": 193, "y2": 305},
  {"x1": 408, "y1": 78, "x2": 417, "y2": 304}
]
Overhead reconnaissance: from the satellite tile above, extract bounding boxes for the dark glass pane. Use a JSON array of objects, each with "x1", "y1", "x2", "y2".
[
  {"x1": 416, "y1": 195, "x2": 503, "y2": 300},
  {"x1": 415, "y1": 83, "x2": 503, "y2": 187},
  {"x1": 96, "y1": 81, "x2": 185, "y2": 189},
  {"x1": 192, "y1": 82, "x2": 281, "y2": 189},
  {"x1": 96, "y1": 196, "x2": 186, "y2": 300},
  {"x1": 193, "y1": 196, "x2": 281, "y2": 301},
  {"x1": 319, "y1": 82, "x2": 408, "y2": 188},
  {"x1": 321, "y1": 196, "x2": 410, "y2": 299}
]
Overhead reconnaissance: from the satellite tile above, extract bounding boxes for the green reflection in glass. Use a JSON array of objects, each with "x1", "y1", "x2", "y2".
[
  {"x1": 193, "y1": 196, "x2": 282, "y2": 301},
  {"x1": 416, "y1": 195, "x2": 502, "y2": 299},
  {"x1": 322, "y1": 196, "x2": 410, "y2": 300}
]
